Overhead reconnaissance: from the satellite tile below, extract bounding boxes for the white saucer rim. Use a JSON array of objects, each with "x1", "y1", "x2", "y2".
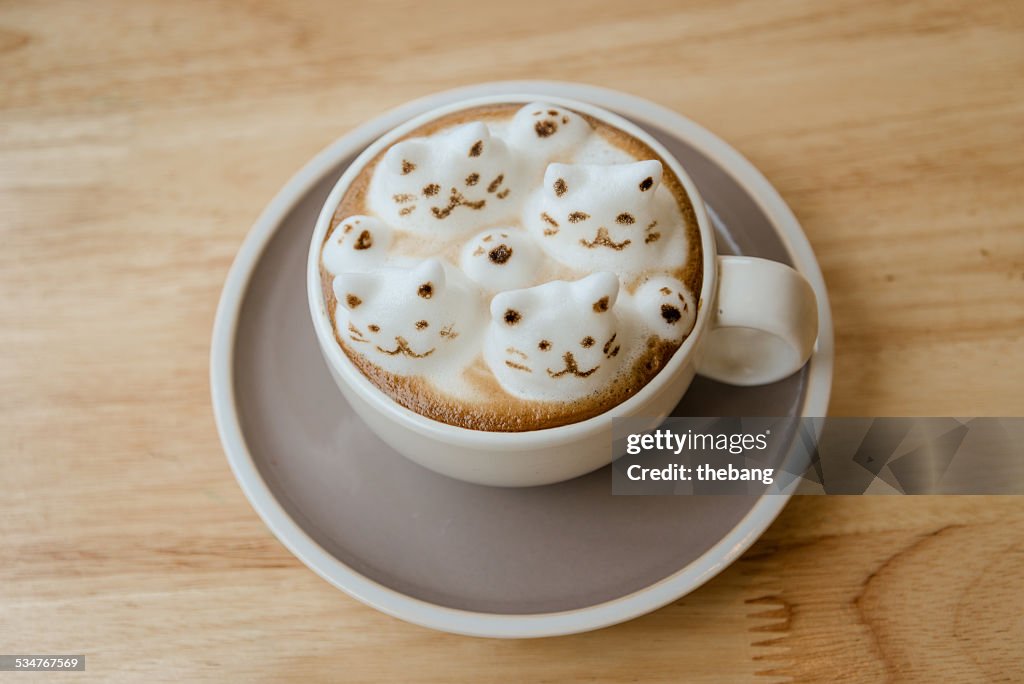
[{"x1": 210, "y1": 80, "x2": 834, "y2": 639}]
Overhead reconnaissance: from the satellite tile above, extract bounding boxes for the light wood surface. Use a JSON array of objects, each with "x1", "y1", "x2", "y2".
[{"x1": 3, "y1": 0, "x2": 1022, "y2": 681}]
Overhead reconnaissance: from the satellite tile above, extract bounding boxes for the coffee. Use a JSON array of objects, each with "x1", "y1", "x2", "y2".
[{"x1": 319, "y1": 103, "x2": 702, "y2": 431}]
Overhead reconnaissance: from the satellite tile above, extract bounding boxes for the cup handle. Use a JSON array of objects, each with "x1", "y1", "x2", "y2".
[{"x1": 695, "y1": 255, "x2": 819, "y2": 386}]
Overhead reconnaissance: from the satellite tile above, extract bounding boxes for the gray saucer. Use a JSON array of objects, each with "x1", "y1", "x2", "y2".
[{"x1": 231, "y1": 116, "x2": 813, "y2": 616}]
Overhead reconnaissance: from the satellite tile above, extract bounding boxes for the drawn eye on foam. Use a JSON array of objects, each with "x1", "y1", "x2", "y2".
[
  {"x1": 369, "y1": 122, "x2": 520, "y2": 237},
  {"x1": 483, "y1": 272, "x2": 625, "y2": 401},
  {"x1": 333, "y1": 259, "x2": 482, "y2": 375}
]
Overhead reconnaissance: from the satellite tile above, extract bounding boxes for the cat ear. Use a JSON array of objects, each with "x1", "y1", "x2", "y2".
[
  {"x1": 490, "y1": 288, "x2": 533, "y2": 325},
  {"x1": 410, "y1": 258, "x2": 446, "y2": 292},
  {"x1": 573, "y1": 272, "x2": 620, "y2": 312},
  {"x1": 333, "y1": 272, "x2": 379, "y2": 311},
  {"x1": 382, "y1": 140, "x2": 426, "y2": 176},
  {"x1": 629, "y1": 160, "x2": 663, "y2": 193},
  {"x1": 543, "y1": 163, "x2": 580, "y2": 200},
  {"x1": 448, "y1": 122, "x2": 491, "y2": 157}
]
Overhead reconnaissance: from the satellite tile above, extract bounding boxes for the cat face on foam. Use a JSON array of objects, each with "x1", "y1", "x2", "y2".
[
  {"x1": 507, "y1": 102, "x2": 593, "y2": 167},
  {"x1": 629, "y1": 276, "x2": 697, "y2": 343},
  {"x1": 530, "y1": 161, "x2": 664, "y2": 269},
  {"x1": 459, "y1": 228, "x2": 541, "y2": 293},
  {"x1": 484, "y1": 272, "x2": 624, "y2": 401},
  {"x1": 369, "y1": 122, "x2": 520, "y2": 236},
  {"x1": 333, "y1": 259, "x2": 480, "y2": 374},
  {"x1": 322, "y1": 215, "x2": 393, "y2": 275}
]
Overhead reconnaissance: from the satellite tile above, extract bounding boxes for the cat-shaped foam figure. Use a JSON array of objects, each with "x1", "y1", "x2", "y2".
[
  {"x1": 484, "y1": 272, "x2": 625, "y2": 402},
  {"x1": 525, "y1": 160, "x2": 682, "y2": 277},
  {"x1": 333, "y1": 259, "x2": 482, "y2": 376},
  {"x1": 368, "y1": 122, "x2": 521, "y2": 238},
  {"x1": 506, "y1": 102, "x2": 593, "y2": 174},
  {"x1": 459, "y1": 228, "x2": 542, "y2": 293},
  {"x1": 322, "y1": 215, "x2": 394, "y2": 274},
  {"x1": 629, "y1": 276, "x2": 698, "y2": 343}
]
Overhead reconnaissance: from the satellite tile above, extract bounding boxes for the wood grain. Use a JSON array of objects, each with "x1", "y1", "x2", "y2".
[{"x1": 2, "y1": 0, "x2": 1022, "y2": 680}]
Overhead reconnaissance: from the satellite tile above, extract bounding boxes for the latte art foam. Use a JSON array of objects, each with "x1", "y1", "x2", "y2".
[{"x1": 319, "y1": 103, "x2": 702, "y2": 431}]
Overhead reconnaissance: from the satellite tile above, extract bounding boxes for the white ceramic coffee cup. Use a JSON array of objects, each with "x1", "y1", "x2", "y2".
[{"x1": 307, "y1": 94, "x2": 818, "y2": 487}]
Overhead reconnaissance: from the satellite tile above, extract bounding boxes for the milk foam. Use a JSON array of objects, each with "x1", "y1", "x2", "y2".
[
  {"x1": 459, "y1": 228, "x2": 541, "y2": 293},
  {"x1": 322, "y1": 215, "x2": 393, "y2": 274},
  {"x1": 323, "y1": 103, "x2": 697, "y2": 406},
  {"x1": 485, "y1": 273, "x2": 625, "y2": 401},
  {"x1": 369, "y1": 122, "x2": 522, "y2": 239},
  {"x1": 522, "y1": 161, "x2": 688, "y2": 279},
  {"x1": 333, "y1": 259, "x2": 482, "y2": 376}
]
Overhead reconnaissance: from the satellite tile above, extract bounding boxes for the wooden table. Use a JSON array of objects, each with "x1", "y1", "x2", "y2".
[{"x1": 3, "y1": 1, "x2": 1022, "y2": 680}]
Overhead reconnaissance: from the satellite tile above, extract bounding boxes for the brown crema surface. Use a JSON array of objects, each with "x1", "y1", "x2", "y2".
[{"x1": 320, "y1": 103, "x2": 703, "y2": 431}]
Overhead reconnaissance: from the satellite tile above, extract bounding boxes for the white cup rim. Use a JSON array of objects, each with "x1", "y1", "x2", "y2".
[{"x1": 306, "y1": 94, "x2": 719, "y2": 447}]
